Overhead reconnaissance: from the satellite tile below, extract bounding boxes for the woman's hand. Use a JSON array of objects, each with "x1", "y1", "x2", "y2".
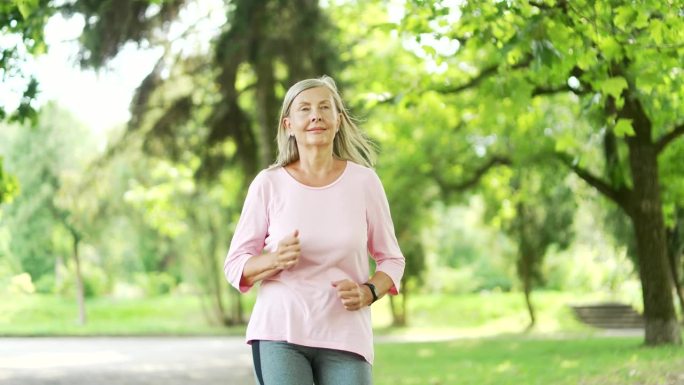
[
  {"x1": 273, "y1": 230, "x2": 301, "y2": 270},
  {"x1": 331, "y1": 279, "x2": 372, "y2": 311}
]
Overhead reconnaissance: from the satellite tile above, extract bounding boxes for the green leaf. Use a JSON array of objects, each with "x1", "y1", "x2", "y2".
[
  {"x1": 636, "y1": 71, "x2": 660, "y2": 94},
  {"x1": 614, "y1": 6, "x2": 635, "y2": 30},
  {"x1": 649, "y1": 20, "x2": 664, "y2": 45},
  {"x1": 597, "y1": 36, "x2": 622, "y2": 60},
  {"x1": 554, "y1": 132, "x2": 578, "y2": 152},
  {"x1": 614, "y1": 119, "x2": 635, "y2": 137},
  {"x1": 634, "y1": 10, "x2": 650, "y2": 29},
  {"x1": 15, "y1": 0, "x2": 38, "y2": 19},
  {"x1": 599, "y1": 77, "x2": 628, "y2": 99},
  {"x1": 422, "y1": 45, "x2": 437, "y2": 57},
  {"x1": 576, "y1": 50, "x2": 597, "y2": 70}
]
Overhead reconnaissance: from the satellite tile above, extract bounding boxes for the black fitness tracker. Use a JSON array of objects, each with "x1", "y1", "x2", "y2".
[{"x1": 363, "y1": 282, "x2": 378, "y2": 304}]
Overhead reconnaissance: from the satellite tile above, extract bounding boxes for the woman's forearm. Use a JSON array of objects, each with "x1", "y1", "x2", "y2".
[
  {"x1": 365, "y1": 271, "x2": 395, "y2": 305},
  {"x1": 240, "y1": 252, "x2": 281, "y2": 287}
]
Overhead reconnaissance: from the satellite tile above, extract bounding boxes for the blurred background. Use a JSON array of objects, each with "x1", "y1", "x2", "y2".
[{"x1": 1, "y1": 0, "x2": 683, "y2": 382}]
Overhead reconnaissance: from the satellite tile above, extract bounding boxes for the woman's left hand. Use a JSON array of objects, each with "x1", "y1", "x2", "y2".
[{"x1": 331, "y1": 279, "x2": 372, "y2": 311}]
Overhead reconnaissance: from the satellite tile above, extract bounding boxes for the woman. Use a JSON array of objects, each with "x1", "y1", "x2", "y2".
[{"x1": 224, "y1": 75, "x2": 405, "y2": 385}]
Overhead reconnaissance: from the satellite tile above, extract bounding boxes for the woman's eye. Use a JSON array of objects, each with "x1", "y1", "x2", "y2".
[
  {"x1": 321, "y1": 105, "x2": 330, "y2": 110},
  {"x1": 301, "y1": 107, "x2": 310, "y2": 111}
]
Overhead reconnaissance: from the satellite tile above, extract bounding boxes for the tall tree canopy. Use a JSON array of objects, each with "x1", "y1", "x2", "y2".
[{"x1": 400, "y1": 0, "x2": 683, "y2": 345}]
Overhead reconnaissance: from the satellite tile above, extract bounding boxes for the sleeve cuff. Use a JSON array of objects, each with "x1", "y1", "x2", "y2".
[
  {"x1": 376, "y1": 261, "x2": 404, "y2": 295},
  {"x1": 225, "y1": 254, "x2": 254, "y2": 293}
]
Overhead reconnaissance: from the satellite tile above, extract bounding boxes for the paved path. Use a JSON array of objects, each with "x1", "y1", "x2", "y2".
[
  {"x1": 0, "y1": 330, "x2": 646, "y2": 384},
  {"x1": 0, "y1": 337, "x2": 253, "y2": 385}
]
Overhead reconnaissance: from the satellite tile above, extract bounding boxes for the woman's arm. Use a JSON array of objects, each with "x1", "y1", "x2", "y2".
[
  {"x1": 363, "y1": 271, "x2": 395, "y2": 305},
  {"x1": 365, "y1": 171, "x2": 406, "y2": 295},
  {"x1": 240, "y1": 230, "x2": 301, "y2": 287},
  {"x1": 332, "y1": 271, "x2": 395, "y2": 311}
]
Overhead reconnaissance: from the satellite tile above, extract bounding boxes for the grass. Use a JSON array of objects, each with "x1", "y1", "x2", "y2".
[
  {"x1": 0, "y1": 293, "x2": 246, "y2": 335},
  {"x1": 374, "y1": 336, "x2": 684, "y2": 385},
  {"x1": 1, "y1": 291, "x2": 682, "y2": 384},
  {"x1": 0, "y1": 290, "x2": 613, "y2": 336},
  {"x1": 370, "y1": 290, "x2": 624, "y2": 338}
]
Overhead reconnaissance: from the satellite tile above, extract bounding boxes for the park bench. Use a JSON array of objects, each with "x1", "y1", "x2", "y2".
[{"x1": 570, "y1": 302, "x2": 644, "y2": 329}]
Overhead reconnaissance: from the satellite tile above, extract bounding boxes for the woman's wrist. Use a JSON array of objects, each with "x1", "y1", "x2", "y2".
[{"x1": 362, "y1": 282, "x2": 378, "y2": 306}]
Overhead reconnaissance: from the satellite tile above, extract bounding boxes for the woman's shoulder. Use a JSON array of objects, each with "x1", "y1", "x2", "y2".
[
  {"x1": 344, "y1": 161, "x2": 384, "y2": 190},
  {"x1": 260, "y1": 165, "x2": 283, "y2": 178},
  {"x1": 346, "y1": 160, "x2": 378, "y2": 176},
  {"x1": 249, "y1": 166, "x2": 284, "y2": 189}
]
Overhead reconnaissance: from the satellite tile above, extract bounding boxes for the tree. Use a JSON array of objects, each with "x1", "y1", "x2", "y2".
[
  {"x1": 2, "y1": 0, "x2": 343, "y2": 324},
  {"x1": 1, "y1": 1, "x2": 54, "y2": 204},
  {"x1": 506, "y1": 168, "x2": 575, "y2": 329},
  {"x1": 401, "y1": 0, "x2": 683, "y2": 344},
  {"x1": 0, "y1": 103, "x2": 97, "y2": 324}
]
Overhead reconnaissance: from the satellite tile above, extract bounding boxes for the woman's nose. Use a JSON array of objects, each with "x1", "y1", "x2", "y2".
[{"x1": 310, "y1": 113, "x2": 321, "y2": 122}]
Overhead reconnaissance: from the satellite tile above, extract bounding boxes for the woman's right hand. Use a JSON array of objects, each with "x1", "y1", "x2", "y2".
[{"x1": 273, "y1": 230, "x2": 301, "y2": 270}]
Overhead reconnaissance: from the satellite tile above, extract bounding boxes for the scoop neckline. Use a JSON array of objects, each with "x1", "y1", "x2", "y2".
[{"x1": 280, "y1": 160, "x2": 350, "y2": 190}]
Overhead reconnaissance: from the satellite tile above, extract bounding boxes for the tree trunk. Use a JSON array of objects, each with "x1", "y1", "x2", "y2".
[
  {"x1": 207, "y1": 220, "x2": 230, "y2": 326},
  {"x1": 668, "y1": 248, "x2": 684, "y2": 321},
  {"x1": 389, "y1": 288, "x2": 407, "y2": 327},
  {"x1": 515, "y1": 199, "x2": 536, "y2": 331},
  {"x1": 232, "y1": 289, "x2": 244, "y2": 325},
  {"x1": 254, "y1": 45, "x2": 277, "y2": 169},
  {"x1": 54, "y1": 255, "x2": 64, "y2": 289},
  {"x1": 71, "y1": 233, "x2": 87, "y2": 326},
  {"x1": 666, "y1": 208, "x2": 684, "y2": 319},
  {"x1": 626, "y1": 136, "x2": 681, "y2": 345},
  {"x1": 523, "y1": 274, "x2": 536, "y2": 331}
]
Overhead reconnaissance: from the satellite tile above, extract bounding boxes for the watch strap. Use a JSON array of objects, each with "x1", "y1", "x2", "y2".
[{"x1": 362, "y1": 282, "x2": 378, "y2": 304}]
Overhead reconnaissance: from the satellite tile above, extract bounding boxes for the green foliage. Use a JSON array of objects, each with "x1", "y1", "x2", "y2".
[
  {"x1": 0, "y1": 103, "x2": 96, "y2": 281},
  {"x1": 6, "y1": 272, "x2": 35, "y2": 294},
  {"x1": 134, "y1": 272, "x2": 177, "y2": 297},
  {"x1": 0, "y1": 1, "x2": 53, "y2": 123},
  {"x1": 0, "y1": 157, "x2": 18, "y2": 205},
  {"x1": 3, "y1": 1, "x2": 681, "y2": 340},
  {"x1": 425, "y1": 200, "x2": 516, "y2": 293},
  {"x1": 397, "y1": 0, "x2": 684, "y2": 340},
  {"x1": 61, "y1": 0, "x2": 184, "y2": 68}
]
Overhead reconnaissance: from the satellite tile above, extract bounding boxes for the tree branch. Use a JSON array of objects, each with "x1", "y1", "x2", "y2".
[
  {"x1": 532, "y1": 66, "x2": 588, "y2": 97},
  {"x1": 556, "y1": 153, "x2": 631, "y2": 213},
  {"x1": 656, "y1": 122, "x2": 684, "y2": 155},
  {"x1": 528, "y1": 0, "x2": 569, "y2": 13},
  {"x1": 433, "y1": 156, "x2": 512, "y2": 193},
  {"x1": 436, "y1": 57, "x2": 532, "y2": 95},
  {"x1": 436, "y1": 64, "x2": 499, "y2": 94},
  {"x1": 532, "y1": 85, "x2": 585, "y2": 97}
]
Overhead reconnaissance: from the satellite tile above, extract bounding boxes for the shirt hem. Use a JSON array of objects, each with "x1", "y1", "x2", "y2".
[{"x1": 245, "y1": 334, "x2": 374, "y2": 365}]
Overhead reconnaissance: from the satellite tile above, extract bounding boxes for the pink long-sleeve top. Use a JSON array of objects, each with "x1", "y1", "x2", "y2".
[{"x1": 224, "y1": 161, "x2": 405, "y2": 364}]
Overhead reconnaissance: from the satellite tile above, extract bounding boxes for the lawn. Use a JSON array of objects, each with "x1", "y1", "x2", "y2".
[
  {"x1": 0, "y1": 293, "x2": 246, "y2": 335},
  {"x1": 374, "y1": 336, "x2": 683, "y2": 385},
  {"x1": 1, "y1": 291, "x2": 682, "y2": 384},
  {"x1": 0, "y1": 290, "x2": 612, "y2": 336}
]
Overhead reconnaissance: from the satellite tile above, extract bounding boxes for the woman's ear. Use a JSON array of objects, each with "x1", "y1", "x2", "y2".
[{"x1": 283, "y1": 117, "x2": 290, "y2": 129}]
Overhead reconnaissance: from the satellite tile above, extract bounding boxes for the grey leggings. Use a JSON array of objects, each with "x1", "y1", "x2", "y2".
[{"x1": 251, "y1": 340, "x2": 372, "y2": 385}]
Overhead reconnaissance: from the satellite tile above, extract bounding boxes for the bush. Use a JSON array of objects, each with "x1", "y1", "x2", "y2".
[
  {"x1": 54, "y1": 265, "x2": 111, "y2": 298},
  {"x1": 8, "y1": 273, "x2": 35, "y2": 294},
  {"x1": 427, "y1": 266, "x2": 482, "y2": 294},
  {"x1": 83, "y1": 268, "x2": 110, "y2": 297},
  {"x1": 134, "y1": 272, "x2": 177, "y2": 296},
  {"x1": 34, "y1": 274, "x2": 56, "y2": 294}
]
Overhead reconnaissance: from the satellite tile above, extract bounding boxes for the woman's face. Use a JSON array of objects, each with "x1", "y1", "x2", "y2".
[{"x1": 284, "y1": 86, "x2": 341, "y2": 149}]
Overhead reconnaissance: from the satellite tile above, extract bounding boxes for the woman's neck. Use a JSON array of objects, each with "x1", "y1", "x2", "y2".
[{"x1": 295, "y1": 149, "x2": 336, "y2": 176}]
